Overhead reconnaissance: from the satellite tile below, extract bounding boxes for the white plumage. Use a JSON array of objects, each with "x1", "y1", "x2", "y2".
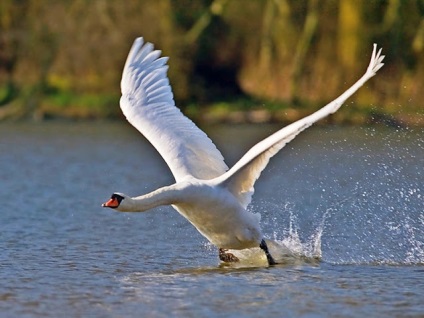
[
  {"x1": 103, "y1": 38, "x2": 384, "y2": 264},
  {"x1": 120, "y1": 38, "x2": 228, "y2": 181}
]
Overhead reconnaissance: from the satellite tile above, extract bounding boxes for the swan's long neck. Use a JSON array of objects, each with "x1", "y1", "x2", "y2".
[{"x1": 121, "y1": 185, "x2": 181, "y2": 212}]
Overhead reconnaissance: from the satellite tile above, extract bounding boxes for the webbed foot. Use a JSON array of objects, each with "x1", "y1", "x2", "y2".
[{"x1": 219, "y1": 248, "x2": 240, "y2": 262}]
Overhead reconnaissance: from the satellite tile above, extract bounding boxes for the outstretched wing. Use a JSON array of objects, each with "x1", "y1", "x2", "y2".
[
  {"x1": 120, "y1": 38, "x2": 228, "y2": 181},
  {"x1": 219, "y1": 44, "x2": 385, "y2": 208}
]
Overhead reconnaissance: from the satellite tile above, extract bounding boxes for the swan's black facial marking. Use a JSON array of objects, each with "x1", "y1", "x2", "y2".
[
  {"x1": 102, "y1": 193, "x2": 124, "y2": 208},
  {"x1": 111, "y1": 193, "x2": 124, "y2": 203}
]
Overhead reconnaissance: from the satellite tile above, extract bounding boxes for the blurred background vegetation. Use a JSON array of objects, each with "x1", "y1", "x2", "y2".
[{"x1": 0, "y1": 0, "x2": 423, "y2": 125}]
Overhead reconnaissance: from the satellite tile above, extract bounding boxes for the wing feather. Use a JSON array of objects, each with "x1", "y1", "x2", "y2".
[
  {"x1": 120, "y1": 38, "x2": 228, "y2": 181},
  {"x1": 219, "y1": 44, "x2": 385, "y2": 208}
]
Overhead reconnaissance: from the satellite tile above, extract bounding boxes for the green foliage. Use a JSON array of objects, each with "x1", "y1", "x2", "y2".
[
  {"x1": 40, "y1": 90, "x2": 120, "y2": 119},
  {"x1": 0, "y1": 0, "x2": 423, "y2": 125}
]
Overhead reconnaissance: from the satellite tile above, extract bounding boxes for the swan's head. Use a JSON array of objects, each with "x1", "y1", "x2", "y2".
[{"x1": 102, "y1": 193, "x2": 129, "y2": 211}]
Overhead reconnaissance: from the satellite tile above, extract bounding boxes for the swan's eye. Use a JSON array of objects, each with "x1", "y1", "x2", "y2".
[{"x1": 111, "y1": 194, "x2": 124, "y2": 203}]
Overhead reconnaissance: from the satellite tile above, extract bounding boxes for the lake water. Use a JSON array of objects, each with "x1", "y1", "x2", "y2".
[{"x1": 0, "y1": 122, "x2": 423, "y2": 317}]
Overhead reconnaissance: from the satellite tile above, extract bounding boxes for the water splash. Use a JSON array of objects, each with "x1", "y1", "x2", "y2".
[
  {"x1": 272, "y1": 205, "x2": 325, "y2": 261},
  {"x1": 255, "y1": 177, "x2": 422, "y2": 267},
  {"x1": 215, "y1": 127, "x2": 423, "y2": 267},
  {"x1": 219, "y1": 204, "x2": 326, "y2": 267},
  {"x1": 318, "y1": 180, "x2": 423, "y2": 265}
]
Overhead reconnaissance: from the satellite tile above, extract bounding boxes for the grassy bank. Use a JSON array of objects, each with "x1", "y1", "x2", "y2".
[{"x1": 0, "y1": 91, "x2": 422, "y2": 128}]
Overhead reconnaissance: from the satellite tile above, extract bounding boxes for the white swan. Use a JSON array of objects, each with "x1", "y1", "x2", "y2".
[{"x1": 102, "y1": 38, "x2": 385, "y2": 265}]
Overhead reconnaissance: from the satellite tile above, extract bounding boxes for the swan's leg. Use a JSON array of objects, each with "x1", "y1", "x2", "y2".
[
  {"x1": 219, "y1": 248, "x2": 239, "y2": 262},
  {"x1": 260, "y1": 239, "x2": 277, "y2": 265}
]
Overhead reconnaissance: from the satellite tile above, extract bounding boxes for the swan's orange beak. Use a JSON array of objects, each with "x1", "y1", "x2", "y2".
[{"x1": 102, "y1": 197, "x2": 119, "y2": 208}]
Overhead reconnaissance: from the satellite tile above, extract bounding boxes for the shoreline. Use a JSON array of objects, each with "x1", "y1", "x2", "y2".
[
  {"x1": 0, "y1": 101, "x2": 422, "y2": 128},
  {"x1": 1, "y1": 109, "x2": 422, "y2": 130}
]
